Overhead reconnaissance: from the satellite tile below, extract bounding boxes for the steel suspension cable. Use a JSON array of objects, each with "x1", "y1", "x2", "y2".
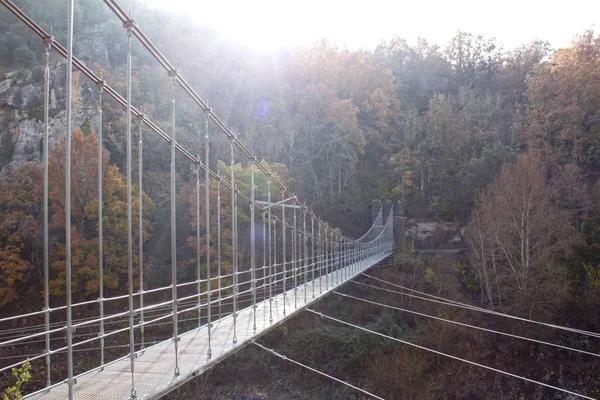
[
  {"x1": 334, "y1": 291, "x2": 600, "y2": 358},
  {"x1": 360, "y1": 274, "x2": 600, "y2": 339},
  {"x1": 253, "y1": 342, "x2": 385, "y2": 400},
  {"x1": 306, "y1": 309, "x2": 597, "y2": 400}
]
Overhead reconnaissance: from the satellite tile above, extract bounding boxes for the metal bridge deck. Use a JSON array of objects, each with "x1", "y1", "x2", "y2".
[{"x1": 25, "y1": 252, "x2": 392, "y2": 400}]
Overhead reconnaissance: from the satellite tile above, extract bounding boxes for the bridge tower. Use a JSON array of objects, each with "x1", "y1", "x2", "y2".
[{"x1": 372, "y1": 200, "x2": 404, "y2": 249}]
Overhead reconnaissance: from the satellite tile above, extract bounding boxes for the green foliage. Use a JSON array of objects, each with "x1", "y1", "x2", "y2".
[
  {"x1": 0, "y1": 136, "x2": 15, "y2": 171},
  {"x1": 80, "y1": 120, "x2": 91, "y2": 137},
  {"x1": 3, "y1": 359, "x2": 31, "y2": 400},
  {"x1": 368, "y1": 310, "x2": 411, "y2": 340},
  {"x1": 584, "y1": 263, "x2": 600, "y2": 290},
  {"x1": 424, "y1": 265, "x2": 436, "y2": 287},
  {"x1": 281, "y1": 324, "x2": 366, "y2": 375},
  {"x1": 454, "y1": 262, "x2": 478, "y2": 295},
  {"x1": 13, "y1": 46, "x2": 36, "y2": 68},
  {"x1": 428, "y1": 197, "x2": 460, "y2": 221}
]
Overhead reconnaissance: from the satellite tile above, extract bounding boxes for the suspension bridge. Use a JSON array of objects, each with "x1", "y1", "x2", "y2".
[
  {"x1": 0, "y1": 0, "x2": 397, "y2": 398},
  {"x1": 1, "y1": 1, "x2": 600, "y2": 400}
]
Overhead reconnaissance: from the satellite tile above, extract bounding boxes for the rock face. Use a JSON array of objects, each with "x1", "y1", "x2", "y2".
[
  {"x1": 0, "y1": 19, "x2": 115, "y2": 179},
  {"x1": 77, "y1": 22, "x2": 115, "y2": 71},
  {"x1": 0, "y1": 61, "x2": 99, "y2": 179},
  {"x1": 405, "y1": 219, "x2": 465, "y2": 249}
]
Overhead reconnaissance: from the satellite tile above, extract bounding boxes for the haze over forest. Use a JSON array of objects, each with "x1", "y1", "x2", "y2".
[{"x1": 0, "y1": 0, "x2": 599, "y2": 398}]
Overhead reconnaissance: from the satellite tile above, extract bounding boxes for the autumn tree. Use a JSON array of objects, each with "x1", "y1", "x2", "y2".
[
  {"x1": 466, "y1": 152, "x2": 579, "y2": 316},
  {"x1": 48, "y1": 129, "x2": 154, "y2": 299},
  {"x1": 0, "y1": 164, "x2": 42, "y2": 306},
  {"x1": 374, "y1": 37, "x2": 453, "y2": 112},
  {"x1": 521, "y1": 31, "x2": 600, "y2": 315},
  {"x1": 279, "y1": 41, "x2": 397, "y2": 206},
  {"x1": 525, "y1": 31, "x2": 600, "y2": 168},
  {"x1": 445, "y1": 31, "x2": 503, "y2": 89}
]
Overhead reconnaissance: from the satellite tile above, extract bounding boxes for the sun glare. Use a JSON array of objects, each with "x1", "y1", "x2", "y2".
[{"x1": 144, "y1": 0, "x2": 600, "y2": 53}]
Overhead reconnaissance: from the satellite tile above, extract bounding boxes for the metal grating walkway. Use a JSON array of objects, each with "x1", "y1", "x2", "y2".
[{"x1": 25, "y1": 252, "x2": 392, "y2": 400}]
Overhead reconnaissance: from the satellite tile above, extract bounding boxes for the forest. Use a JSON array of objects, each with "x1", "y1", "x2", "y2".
[{"x1": 0, "y1": 0, "x2": 600, "y2": 398}]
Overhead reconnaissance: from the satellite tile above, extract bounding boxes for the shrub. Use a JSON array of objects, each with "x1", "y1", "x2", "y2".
[{"x1": 2, "y1": 359, "x2": 31, "y2": 400}]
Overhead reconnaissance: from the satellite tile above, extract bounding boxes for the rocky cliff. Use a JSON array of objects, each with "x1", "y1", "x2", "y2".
[{"x1": 0, "y1": 21, "x2": 116, "y2": 179}]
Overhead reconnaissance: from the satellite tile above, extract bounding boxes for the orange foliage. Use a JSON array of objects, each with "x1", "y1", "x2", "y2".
[
  {"x1": 47, "y1": 129, "x2": 154, "y2": 299},
  {"x1": 0, "y1": 164, "x2": 42, "y2": 306}
]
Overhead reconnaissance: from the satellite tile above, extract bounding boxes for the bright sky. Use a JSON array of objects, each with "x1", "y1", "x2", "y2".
[{"x1": 143, "y1": 0, "x2": 599, "y2": 53}]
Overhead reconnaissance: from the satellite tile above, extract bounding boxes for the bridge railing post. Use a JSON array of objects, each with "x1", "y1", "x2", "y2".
[
  {"x1": 205, "y1": 112, "x2": 212, "y2": 359},
  {"x1": 138, "y1": 113, "x2": 145, "y2": 351},
  {"x1": 342, "y1": 238, "x2": 346, "y2": 280},
  {"x1": 319, "y1": 223, "x2": 323, "y2": 294},
  {"x1": 250, "y1": 169, "x2": 257, "y2": 333},
  {"x1": 363, "y1": 243, "x2": 366, "y2": 268},
  {"x1": 303, "y1": 212, "x2": 308, "y2": 303},
  {"x1": 281, "y1": 192, "x2": 287, "y2": 316},
  {"x1": 196, "y1": 157, "x2": 202, "y2": 328},
  {"x1": 125, "y1": 14, "x2": 139, "y2": 396},
  {"x1": 267, "y1": 179, "x2": 273, "y2": 323},
  {"x1": 329, "y1": 230, "x2": 333, "y2": 287},
  {"x1": 65, "y1": 0, "x2": 75, "y2": 397},
  {"x1": 357, "y1": 241, "x2": 360, "y2": 274},
  {"x1": 96, "y1": 70, "x2": 105, "y2": 375},
  {"x1": 345, "y1": 238, "x2": 348, "y2": 280},
  {"x1": 360, "y1": 243, "x2": 364, "y2": 271},
  {"x1": 272, "y1": 213, "x2": 277, "y2": 323},
  {"x1": 42, "y1": 36, "x2": 52, "y2": 388},
  {"x1": 230, "y1": 139, "x2": 238, "y2": 346},
  {"x1": 311, "y1": 218, "x2": 315, "y2": 298},
  {"x1": 333, "y1": 233, "x2": 337, "y2": 285},
  {"x1": 356, "y1": 242, "x2": 360, "y2": 275},
  {"x1": 293, "y1": 207, "x2": 297, "y2": 309},
  {"x1": 325, "y1": 229, "x2": 329, "y2": 291},
  {"x1": 168, "y1": 68, "x2": 179, "y2": 378},
  {"x1": 352, "y1": 241, "x2": 355, "y2": 274},
  {"x1": 349, "y1": 240, "x2": 352, "y2": 277},
  {"x1": 331, "y1": 232, "x2": 335, "y2": 285},
  {"x1": 262, "y1": 211, "x2": 266, "y2": 305},
  {"x1": 217, "y1": 176, "x2": 222, "y2": 318},
  {"x1": 348, "y1": 239, "x2": 351, "y2": 279},
  {"x1": 335, "y1": 233, "x2": 340, "y2": 285}
]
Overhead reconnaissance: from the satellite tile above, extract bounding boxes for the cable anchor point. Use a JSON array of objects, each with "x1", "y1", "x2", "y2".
[{"x1": 123, "y1": 19, "x2": 136, "y2": 33}]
